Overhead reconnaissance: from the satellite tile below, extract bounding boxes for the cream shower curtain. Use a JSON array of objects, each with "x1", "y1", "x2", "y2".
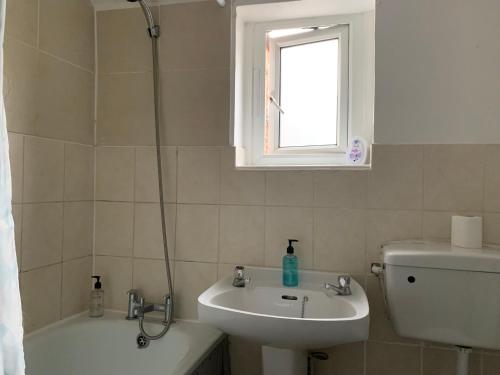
[{"x1": 0, "y1": 0, "x2": 25, "y2": 374}]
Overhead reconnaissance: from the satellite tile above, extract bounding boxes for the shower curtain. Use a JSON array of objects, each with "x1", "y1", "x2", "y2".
[{"x1": 0, "y1": 0, "x2": 26, "y2": 374}]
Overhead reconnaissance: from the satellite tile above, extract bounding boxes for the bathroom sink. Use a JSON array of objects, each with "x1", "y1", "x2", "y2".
[{"x1": 198, "y1": 267, "x2": 369, "y2": 349}]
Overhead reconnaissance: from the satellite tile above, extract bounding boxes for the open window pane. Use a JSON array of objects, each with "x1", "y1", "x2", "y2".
[{"x1": 279, "y1": 39, "x2": 339, "y2": 148}]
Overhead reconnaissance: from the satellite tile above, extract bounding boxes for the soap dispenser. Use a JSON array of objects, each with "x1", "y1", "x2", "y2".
[
  {"x1": 89, "y1": 275, "x2": 104, "y2": 318},
  {"x1": 283, "y1": 239, "x2": 299, "y2": 287}
]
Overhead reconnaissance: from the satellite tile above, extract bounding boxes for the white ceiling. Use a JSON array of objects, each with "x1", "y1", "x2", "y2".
[
  {"x1": 91, "y1": 0, "x2": 210, "y2": 11},
  {"x1": 237, "y1": 0, "x2": 375, "y2": 22},
  {"x1": 91, "y1": 0, "x2": 374, "y2": 13}
]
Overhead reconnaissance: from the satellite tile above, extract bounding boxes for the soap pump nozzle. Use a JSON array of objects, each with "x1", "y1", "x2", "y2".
[
  {"x1": 287, "y1": 239, "x2": 298, "y2": 254},
  {"x1": 92, "y1": 275, "x2": 102, "y2": 289}
]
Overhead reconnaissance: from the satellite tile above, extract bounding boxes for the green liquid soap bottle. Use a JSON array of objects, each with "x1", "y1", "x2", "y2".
[{"x1": 283, "y1": 239, "x2": 299, "y2": 287}]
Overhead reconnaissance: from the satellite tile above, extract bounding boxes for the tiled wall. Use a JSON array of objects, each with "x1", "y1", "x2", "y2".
[
  {"x1": 5, "y1": 0, "x2": 95, "y2": 333},
  {"x1": 94, "y1": 3, "x2": 500, "y2": 375}
]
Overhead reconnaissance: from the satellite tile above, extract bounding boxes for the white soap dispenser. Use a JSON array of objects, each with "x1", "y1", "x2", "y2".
[{"x1": 89, "y1": 275, "x2": 104, "y2": 318}]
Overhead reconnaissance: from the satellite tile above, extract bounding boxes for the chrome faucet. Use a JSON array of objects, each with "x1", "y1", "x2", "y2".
[
  {"x1": 126, "y1": 289, "x2": 172, "y2": 322},
  {"x1": 232, "y1": 266, "x2": 251, "y2": 287},
  {"x1": 324, "y1": 275, "x2": 352, "y2": 296}
]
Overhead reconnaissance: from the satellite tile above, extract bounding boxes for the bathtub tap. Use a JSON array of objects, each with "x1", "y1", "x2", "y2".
[{"x1": 126, "y1": 289, "x2": 172, "y2": 324}]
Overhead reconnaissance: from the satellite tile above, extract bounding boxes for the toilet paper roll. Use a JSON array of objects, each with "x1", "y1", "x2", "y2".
[{"x1": 451, "y1": 216, "x2": 483, "y2": 249}]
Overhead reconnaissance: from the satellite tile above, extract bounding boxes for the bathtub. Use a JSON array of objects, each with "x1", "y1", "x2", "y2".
[{"x1": 24, "y1": 311, "x2": 227, "y2": 375}]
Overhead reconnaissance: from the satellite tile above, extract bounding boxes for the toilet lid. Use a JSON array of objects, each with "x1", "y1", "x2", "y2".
[{"x1": 382, "y1": 241, "x2": 500, "y2": 273}]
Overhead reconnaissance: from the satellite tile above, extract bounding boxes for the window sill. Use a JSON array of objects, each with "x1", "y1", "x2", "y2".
[{"x1": 234, "y1": 163, "x2": 371, "y2": 171}]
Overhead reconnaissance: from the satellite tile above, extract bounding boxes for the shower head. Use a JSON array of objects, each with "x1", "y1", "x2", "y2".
[{"x1": 126, "y1": 0, "x2": 158, "y2": 38}]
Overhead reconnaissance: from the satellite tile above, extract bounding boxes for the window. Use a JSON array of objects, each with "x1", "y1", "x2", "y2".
[
  {"x1": 231, "y1": 6, "x2": 375, "y2": 169},
  {"x1": 265, "y1": 26, "x2": 349, "y2": 155}
]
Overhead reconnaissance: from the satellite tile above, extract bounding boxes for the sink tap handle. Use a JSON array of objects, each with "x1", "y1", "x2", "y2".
[
  {"x1": 338, "y1": 275, "x2": 350, "y2": 288},
  {"x1": 127, "y1": 289, "x2": 140, "y2": 299},
  {"x1": 126, "y1": 289, "x2": 141, "y2": 320}
]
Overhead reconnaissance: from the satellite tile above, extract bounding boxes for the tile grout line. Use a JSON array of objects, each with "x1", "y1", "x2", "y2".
[
  {"x1": 19, "y1": 135, "x2": 26, "y2": 269},
  {"x1": 131, "y1": 148, "x2": 137, "y2": 289},
  {"x1": 216, "y1": 149, "x2": 222, "y2": 274},
  {"x1": 36, "y1": 0, "x2": 40, "y2": 49},
  {"x1": 8, "y1": 132, "x2": 94, "y2": 148},
  {"x1": 59, "y1": 144, "x2": 68, "y2": 320}
]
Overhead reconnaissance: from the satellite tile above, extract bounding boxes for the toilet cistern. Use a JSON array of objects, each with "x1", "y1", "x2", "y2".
[{"x1": 376, "y1": 241, "x2": 500, "y2": 375}]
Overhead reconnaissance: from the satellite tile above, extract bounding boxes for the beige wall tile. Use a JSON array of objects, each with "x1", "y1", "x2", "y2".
[
  {"x1": 132, "y1": 258, "x2": 171, "y2": 303},
  {"x1": 366, "y1": 210, "x2": 422, "y2": 267},
  {"x1": 266, "y1": 171, "x2": 313, "y2": 207},
  {"x1": 135, "y1": 147, "x2": 177, "y2": 203},
  {"x1": 97, "y1": 8, "x2": 153, "y2": 73},
  {"x1": 175, "y1": 204, "x2": 218, "y2": 262},
  {"x1": 423, "y1": 145, "x2": 485, "y2": 211},
  {"x1": 20, "y1": 263, "x2": 62, "y2": 333},
  {"x1": 97, "y1": 73, "x2": 155, "y2": 146},
  {"x1": 177, "y1": 149, "x2": 220, "y2": 204},
  {"x1": 63, "y1": 202, "x2": 93, "y2": 261},
  {"x1": 23, "y1": 137, "x2": 64, "y2": 203},
  {"x1": 160, "y1": 2, "x2": 230, "y2": 70},
  {"x1": 4, "y1": 38, "x2": 38, "y2": 135},
  {"x1": 217, "y1": 263, "x2": 238, "y2": 280},
  {"x1": 315, "y1": 342, "x2": 364, "y2": 375},
  {"x1": 314, "y1": 171, "x2": 368, "y2": 209},
  {"x1": 5, "y1": 0, "x2": 38, "y2": 46},
  {"x1": 161, "y1": 69, "x2": 229, "y2": 146},
  {"x1": 483, "y1": 354, "x2": 500, "y2": 375},
  {"x1": 174, "y1": 261, "x2": 217, "y2": 319},
  {"x1": 64, "y1": 144, "x2": 94, "y2": 201},
  {"x1": 95, "y1": 202, "x2": 134, "y2": 256},
  {"x1": 36, "y1": 53, "x2": 94, "y2": 144},
  {"x1": 12, "y1": 204, "x2": 22, "y2": 267},
  {"x1": 366, "y1": 145, "x2": 423, "y2": 210},
  {"x1": 96, "y1": 147, "x2": 135, "y2": 201},
  {"x1": 423, "y1": 347, "x2": 480, "y2": 375},
  {"x1": 484, "y1": 213, "x2": 500, "y2": 245},
  {"x1": 228, "y1": 336, "x2": 262, "y2": 375},
  {"x1": 422, "y1": 211, "x2": 480, "y2": 241},
  {"x1": 95, "y1": 255, "x2": 133, "y2": 311},
  {"x1": 39, "y1": 0, "x2": 94, "y2": 70},
  {"x1": 62, "y1": 256, "x2": 92, "y2": 318},
  {"x1": 366, "y1": 342, "x2": 420, "y2": 375},
  {"x1": 313, "y1": 208, "x2": 366, "y2": 274},
  {"x1": 484, "y1": 145, "x2": 500, "y2": 212},
  {"x1": 8, "y1": 132, "x2": 23, "y2": 203},
  {"x1": 219, "y1": 205, "x2": 265, "y2": 266},
  {"x1": 21, "y1": 203, "x2": 63, "y2": 271},
  {"x1": 134, "y1": 203, "x2": 175, "y2": 260},
  {"x1": 220, "y1": 148, "x2": 265, "y2": 205},
  {"x1": 264, "y1": 207, "x2": 313, "y2": 269}
]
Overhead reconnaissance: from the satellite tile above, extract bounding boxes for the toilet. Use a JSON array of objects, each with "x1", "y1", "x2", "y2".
[{"x1": 376, "y1": 241, "x2": 500, "y2": 375}]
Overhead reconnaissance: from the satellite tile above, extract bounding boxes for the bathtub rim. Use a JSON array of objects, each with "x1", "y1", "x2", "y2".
[{"x1": 24, "y1": 310, "x2": 227, "y2": 375}]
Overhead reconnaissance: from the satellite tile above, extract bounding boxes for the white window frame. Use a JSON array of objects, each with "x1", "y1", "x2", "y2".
[
  {"x1": 266, "y1": 25, "x2": 349, "y2": 155},
  {"x1": 251, "y1": 17, "x2": 353, "y2": 167},
  {"x1": 231, "y1": 9, "x2": 375, "y2": 169}
]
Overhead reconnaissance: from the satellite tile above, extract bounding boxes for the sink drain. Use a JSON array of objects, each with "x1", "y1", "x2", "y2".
[{"x1": 136, "y1": 334, "x2": 150, "y2": 349}]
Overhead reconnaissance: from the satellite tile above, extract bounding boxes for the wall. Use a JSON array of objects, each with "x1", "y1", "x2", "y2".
[
  {"x1": 5, "y1": 0, "x2": 95, "y2": 333},
  {"x1": 375, "y1": 0, "x2": 500, "y2": 144},
  {"x1": 95, "y1": 2, "x2": 500, "y2": 375}
]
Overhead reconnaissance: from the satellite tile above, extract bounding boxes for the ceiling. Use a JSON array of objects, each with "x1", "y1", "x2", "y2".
[
  {"x1": 237, "y1": 0, "x2": 375, "y2": 22},
  {"x1": 91, "y1": 0, "x2": 210, "y2": 11},
  {"x1": 91, "y1": 0, "x2": 374, "y2": 13}
]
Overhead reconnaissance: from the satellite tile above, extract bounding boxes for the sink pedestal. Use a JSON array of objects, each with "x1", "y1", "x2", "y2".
[{"x1": 262, "y1": 346, "x2": 307, "y2": 375}]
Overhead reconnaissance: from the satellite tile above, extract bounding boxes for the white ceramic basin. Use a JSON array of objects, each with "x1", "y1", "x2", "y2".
[{"x1": 198, "y1": 267, "x2": 369, "y2": 349}]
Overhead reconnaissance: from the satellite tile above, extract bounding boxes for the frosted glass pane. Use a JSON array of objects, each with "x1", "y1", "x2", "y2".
[{"x1": 279, "y1": 39, "x2": 338, "y2": 148}]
